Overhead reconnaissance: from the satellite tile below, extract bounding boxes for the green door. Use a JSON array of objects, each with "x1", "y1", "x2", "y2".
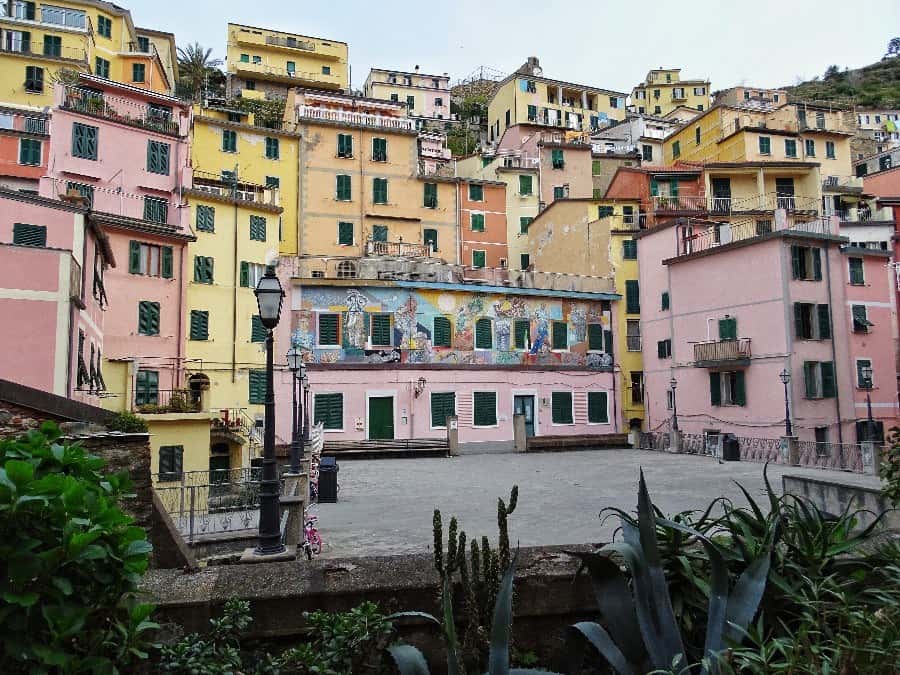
[{"x1": 368, "y1": 396, "x2": 394, "y2": 440}]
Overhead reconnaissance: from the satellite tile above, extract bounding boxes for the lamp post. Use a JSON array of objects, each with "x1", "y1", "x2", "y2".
[
  {"x1": 779, "y1": 368, "x2": 793, "y2": 437},
  {"x1": 253, "y1": 265, "x2": 285, "y2": 556},
  {"x1": 286, "y1": 347, "x2": 305, "y2": 474},
  {"x1": 861, "y1": 364, "x2": 876, "y2": 442},
  {"x1": 301, "y1": 370, "x2": 310, "y2": 442},
  {"x1": 670, "y1": 377, "x2": 679, "y2": 432}
]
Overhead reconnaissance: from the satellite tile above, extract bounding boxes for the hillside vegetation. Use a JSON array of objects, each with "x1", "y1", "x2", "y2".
[{"x1": 785, "y1": 53, "x2": 900, "y2": 107}]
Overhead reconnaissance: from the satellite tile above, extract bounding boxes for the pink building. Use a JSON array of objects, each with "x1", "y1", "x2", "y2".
[
  {"x1": 0, "y1": 189, "x2": 113, "y2": 402},
  {"x1": 637, "y1": 211, "x2": 898, "y2": 448},
  {"x1": 0, "y1": 106, "x2": 50, "y2": 193},
  {"x1": 39, "y1": 75, "x2": 194, "y2": 408}
]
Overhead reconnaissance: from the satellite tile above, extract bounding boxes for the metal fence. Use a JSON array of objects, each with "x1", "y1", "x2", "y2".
[
  {"x1": 638, "y1": 431, "x2": 670, "y2": 451},
  {"x1": 796, "y1": 441, "x2": 863, "y2": 472}
]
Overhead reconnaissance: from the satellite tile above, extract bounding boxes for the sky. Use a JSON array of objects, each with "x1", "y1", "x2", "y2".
[{"x1": 128, "y1": 0, "x2": 900, "y2": 94}]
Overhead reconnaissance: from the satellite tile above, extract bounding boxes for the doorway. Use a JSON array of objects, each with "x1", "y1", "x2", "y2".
[
  {"x1": 368, "y1": 396, "x2": 394, "y2": 440},
  {"x1": 513, "y1": 395, "x2": 536, "y2": 437}
]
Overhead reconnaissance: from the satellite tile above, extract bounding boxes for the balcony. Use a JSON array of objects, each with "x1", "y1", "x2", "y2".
[
  {"x1": 650, "y1": 195, "x2": 708, "y2": 213},
  {"x1": 265, "y1": 35, "x2": 315, "y2": 51},
  {"x1": 61, "y1": 87, "x2": 184, "y2": 137},
  {"x1": 188, "y1": 170, "x2": 281, "y2": 208},
  {"x1": 0, "y1": 112, "x2": 49, "y2": 135},
  {"x1": 592, "y1": 142, "x2": 638, "y2": 155},
  {"x1": 365, "y1": 240, "x2": 434, "y2": 258},
  {"x1": 677, "y1": 217, "x2": 832, "y2": 257},
  {"x1": 0, "y1": 41, "x2": 86, "y2": 63},
  {"x1": 133, "y1": 389, "x2": 202, "y2": 414},
  {"x1": 1, "y1": 6, "x2": 91, "y2": 32},
  {"x1": 126, "y1": 41, "x2": 157, "y2": 57},
  {"x1": 822, "y1": 175, "x2": 863, "y2": 192},
  {"x1": 232, "y1": 61, "x2": 342, "y2": 87},
  {"x1": 693, "y1": 338, "x2": 752, "y2": 366},
  {"x1": 834, "y1": 206, "x2": 894, "y2": 223},
  {"x1": 705, "y1": 192, "x2": 820, "y2": 215},
  {"x1": 296, "y1": 105, "x2": 416, "y2": 131}
]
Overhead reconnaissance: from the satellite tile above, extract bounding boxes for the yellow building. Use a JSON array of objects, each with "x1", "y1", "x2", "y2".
[
  {"x1": 286, "y1": 88, "x2": 458, "y2": 263},
  {"x1": 486, "y1": 57, "x2": 627, "y2": 144},
  {"x1": 226, "y1": 23, "x2": 348, "y2": 101},
  {"x1": 522, "y1": 198, "x2": 645, "y2": 428},
  {"x1": 631, "y1": 68, "x2": 710, "y2": 117},
  {"x1": 0, "y1": 0, "x2": 174, "y2": 108}
]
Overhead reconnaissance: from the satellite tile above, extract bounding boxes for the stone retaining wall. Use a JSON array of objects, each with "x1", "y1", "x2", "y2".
[{"x1": 782, "y1": 474, "x2": 898, "y2": 529}]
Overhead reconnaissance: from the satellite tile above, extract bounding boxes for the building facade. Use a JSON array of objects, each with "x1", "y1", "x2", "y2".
[
  {"x1": 0, "y1": 104, "x2": 50, "y2": 192},
  {"x1": 713, "y1": 87, "x2": 788, "y2": 108},
  {"x1": 458, "y1": 177, "x2": 507, "y2": 269},
  {"x1": 363, "y1": 67, "x2": 451, "y2": 120},
  {"x1": 631, "y1": 68, "x2": 710, "y2": 117}
]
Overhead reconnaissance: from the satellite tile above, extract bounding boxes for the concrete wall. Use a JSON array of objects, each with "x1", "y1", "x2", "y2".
[{"x1": 783, "y1": 473, "x2": 898, "y2": 529}]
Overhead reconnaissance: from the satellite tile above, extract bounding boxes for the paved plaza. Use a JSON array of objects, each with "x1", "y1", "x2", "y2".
[{"x1": 313, "y1": 449, "x2": 880, "y2": 558}]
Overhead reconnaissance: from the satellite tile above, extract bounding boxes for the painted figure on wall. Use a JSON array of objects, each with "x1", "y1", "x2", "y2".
[{"x1": 345, "y1": 289, "x2": 368, "y2": 349}]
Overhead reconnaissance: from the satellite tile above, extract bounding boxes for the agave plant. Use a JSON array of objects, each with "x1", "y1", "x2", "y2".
[{"x1": 567, "y1": 469, "x2": 774, "y2": 675}]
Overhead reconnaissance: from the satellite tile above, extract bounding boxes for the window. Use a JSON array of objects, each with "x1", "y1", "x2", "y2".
[
  {"x1": 473, "y1": 392, "x2": 497, "y2": 427},
  {"x1": 336, "y1": 174, "x2": 352, "y2": 201},
  {"x1": 429, "y1": 392, "x2": 455, "y2": 428},
  {"x1": 759, "y1": 136, "x2": 771, "y2": 155},
  {"x1": 66, "y1": 182, "x2": 93, "y2": 207},
  {"x1": 251, "y1": 56, "x2": 261, "y2": 64},
  {"x1": 318, "y1": 314, "x2": 340, "y2": 346},
  {"x1": 72, "y1": 123, "x2": 98, "y2": 160},
  {"x1": 135, "y1": 369, "x2": 158, "y2": 406},
  {"x1": 97, "y1": 14, "x2": 112, "y2": 38},
  {"x1": 622, "y1": 239, "x2": 637, "y2": 260},
  {"x1": 193, "y1": 256, "x2": 214, "y2": 284},
  {"x1": 661, "y1": 291, "x2": 670, "y2": 311},
  {"x1": 588, "y1": 392, "x2": 609, "y2": 424},
  {"x1": 654, "y1": 106, "x2": 661, "y2": 115},
  {"x1": 196, "y1": 205, "x2": 215, "y2": 232},
  {"x1": 18, "y1": 138, "x2": 41, "y2": 166},
  {"x1": 527, "y1": 104, "x2": 538, "y2": 121},
  {"x1": 626, "y1": 319, "x2": 641, "y2": 351},
  {"x1": 421, "y1": 181, "x2": 439, "y2": 208},
  {"x1": 137, "y1": 301, "x2": 160, "y2": 335},
  {"x1": 390, "y1": 93, "x2": 399, "y2": 102},
  {"x1": 625, "y1": 280, "x2": 640, "y2": 314},
  {"x1": 848, "y1": 257, "x2": 864, "y2": 285},
  {"x1": 472, "y1": 250, "x2": 486, "y2": 268},
  {"x1": 370, "y1": 314, "x2": 392, "y2": 346},
  {"x1": 513, "y1": 320, "x2": 530, "y2": 350},
  {"x1": 337, "y1": 133, "x2": 353, "y2": 158},
  {"x1": 143, "y1": 197, "x2": 168, "y2": 224},
  {"x1": 718, "y1": 316, "x2": 737, "y2": 340},
  {"x1": 249, "y1": 215, "x2": 266, "y2": 241},
  {"x1": 129, "y1": 241, "x2": 173, "y2": 277},
  {"x1": 790, "y1": 245, "x2": 823, "y2": 281},
  {"x1": 372, "y1": 137, "x2": 387, "y2": 162},
  {"x1": 42, "y1": 5, "x2": 86, "y2": 28},
  {"x1": 709, "y1": 371, "x2": 747, "y2": 406},
  {"x1": 856, "y1": 359, "x2": 873, "y2": 389},
  {"x1": 519, "y1": 217, "x2": 533, "y2": 234},
  {"x1": 239, "y1": 261, "x2": 266, "y2": 288},
  {"x1": 423, "y1": 228, "x2": 438, "y2": 252},
  {"x1": 794, "y1": 303, "x2": 831, "y2": 340},
  {"x1": 642, "y1": 144, "x2": 653, "y2": 161},
  {"x1": 551, "y1": 149, "x2": 565, "y2": 169},
  {"x1": 505, "y1": 110, "x2": 511, "y2": 127},
  {"x1": 552, "y1": 185, "x2": 566, "y2": 200},
  {"x1": 265, "y1": 176, "x2": 280, "y2": 190},
  {"x1": 373, "y1": 178, "x2": 388, "y2": 204},
  {"x1": 468, "y1": 183, "x2": 483, "y2": 201},
  {"x1": 587, "y1": 323, "x2": 604, "y2": 352},
  {"x1": 803, "y1": 361, "x2": 836, "y2": 399},
  {"x1": 248, "y1": 370, "x2": 266, "y2": 405},
  {"x1": 239, "y1": 53, "x2": 249, "y2": 63},
  {"x1": 552, "y1": 321, "x2": 568, "y2": 350},
  {"x1": 132, "y1": 63, "x2": 145, "y2": 83},
  {"x1": 372, "y1": 225, "x2": 388, "y2": 242},
  {"x1": 265, "y1": 137, "x2": 279, "y2": 160},
  {"x1": 657, "y1": 339, "x2": 672, "y2": 359},
  {"x1": 187, "y1": 310, "x2": 210, "y2": 341},
  {"x1": 856, "y1": 163, "x2": 868, "y2": 177},
  {"x1": 432, "y1": 316, "x2": 452, "y2": 347},
  {"x1": 146, "y1": 140, "x2": 170, "y2": 174},
  {"x1": 785, "y1": 139, "x2": 797, "y2": 158},
  {"x1": 475, "y1": 317, "x2": 492, "y2": 349},
  {"x1": 826, "y1": 141, "x2": 835, "y2": 159},
  {"x1": 470, "y1": 212, "x2": 485, "y2": 232},
  {"x1": 322, "y1": 65, "x2": 331, "y2": 75},
  {"x1": 672, "y1": 140, "x2": 680, "y2": 158},
  {"x1": 24, "y1": 66, "x2": 43, "y2": 92},
  {"x1": 519, "y1": 174, "x2": 533, "y2": 196},
  {"x1": 551, "y1": 392, "x2": 573, "y2": 424},
  {"x1": 222, "y1": 129, "x2": 237, "y2": 153},
  {"x1": 338, "y1": 221, "x2": 353, "y2": 246},
  {"x1": 695, "y1": 127, "x2": 701, "y2": 145},
  {"x1": 406, "y1": 95, "x2": 415, "y2": 110},
  {"x1": 630, "y1": 372, "x2": 644, "y2": 405},
  {"x1": 12, "y1": 223, "x2": 46, "y2": 247},
  {"x1": 520, "y1": 253, "x2": 531, "y2": 271},
  {"x1": 251, "y1": 315, "x2": 267, "y2": 342},
  {"x1": 805, "y1": 139, "x2": 815, "y2": 157},
  {"x1": 156, "y1": 445, "x2": 183, "y2": 480},
  {"x1": 852, "y1": 304, "x2": 872, "y2": 333},
  {"x1": 286, "y1": 61, "x2": 295, "y2": 73},
  {"x1": 94, "y1": 57, "x2": 110, "y2": 79},
  {"x1": 43, "y1": 35, "x2": 61, "y2": 57}
]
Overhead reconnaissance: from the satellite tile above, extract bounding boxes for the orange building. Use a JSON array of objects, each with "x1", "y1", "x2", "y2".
[
  {"x1": 457, "y1": 178, "x2": 508, "y2": 269},
  {"x1": 0, "y1": 107, "x2": 50, "y2": 192}
]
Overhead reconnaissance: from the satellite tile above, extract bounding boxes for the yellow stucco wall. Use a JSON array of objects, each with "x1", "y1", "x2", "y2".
[{"x1": 146, "y1": 413, "x2": 215, "y2": 477}]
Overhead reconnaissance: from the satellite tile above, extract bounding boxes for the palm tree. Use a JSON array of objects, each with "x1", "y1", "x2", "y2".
[{"x1": 177, "y1": 42, "x2": 223, "y2": 101}]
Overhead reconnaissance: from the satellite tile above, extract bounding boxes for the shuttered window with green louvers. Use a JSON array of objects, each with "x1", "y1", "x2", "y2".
[
  {"x1": 475, "y1": 317, "x2": 492, "y2": 349},
  {"x1": 848, "y1": 257, "x2": 864, "y2": 285},
  {"x1": 423, "y1": 182, "x2": 437, "y2": 208},
  {"x1": 337, "y1": 133, "x2": 353, "y2": 158},
  {"x1": 821, "y1": 362, "x2": 836, "y2": 398},
  {"x1": 146, "y1": 140, "x2": 170, "y2": 174},
  {"x1": 196, "y1": 205, "x2": 215, "y2": 232},
  {"x1": 338, "y1": 221, "x2": 353, "y2": 245},
  {"x1": 135, "y1": 369, "x2": 158, "y2": 406},
  {"x1": 519, "y1": 174, "x2": 533, "y2": 195},
  {"x1": 551, "y1": 149, "x2": 564, "y2": 168},
  {"x1": 622, "y1": 239, "x2": 637, "y2": 260},
  {"x1": 473, "y1": 392, "x2": 497, "y2": 426},
  {"x1": 336, "y1": 174, "x2": 352, "y2": 200},
  {"x1": 249, "y1": 215, "x2": 266, "y2": 241},
  {"x1": 372, "y1": 137, "x2": 387, "y2": 161},
  {"x1": 370, "y1": 314, "x2": 392, "y2": 346},
  {"x1": 318, "y1": 314, "x2": 340, "y2": 345},
  {"x1": 373, "y1": 178, "x2": 388, "y2": 204},
  {"x1": 588, "y1": 392, "x2": 609, "y2": 423},
  {"x1": 817, "y1": 304, "x2": 831, "y2": 339},
  {"x1": 189, "y1": 310, "x2": 208, "y2": 340},
  {"x1": 468, "y1": 183, "x2": 483, "y2": 201},
  {"x1": 19, "y1": 138, "x2": 41, "y2": 165},
  {"x1": 432, "y1": 316, "x2": 452, "y2": 347},
  {"x1": 552, "y1": 321, "x2": 568, "y2": 350},
  {"x1": 372, "y1": 225, "x2": 388, "y2": 242},
  {"x1": 12, "y1": 223, "x2": 46, "y2": 247},
  {"x1": 588, "y1": 323, "x2": 603, "y2": 351},
  {"x1": 551, "y1": 391, "x2": 573, "y2": 424},
  {"x1": 718, "y1": 317, "x2": 737, "y2": 340},
  {"x1": 625, "y1": 280, "x2": 640, "y2": 314},
  {"x1": 472, "y1": 250, "x2": 486, "y2": 268},
  {"x1": 72, "y1": 122, "x2": 98, "y2": 159},
  {"x1": 430, "y1": 392, "x2": 455, "y2": 428},
  {"x1": 424, "y1": 228, "x2": 438, "y2": 252},
  {"x1": 138, "y1": 301, "x2": 160, "y2": 335},
  {"x1": 193, "y1": 256, "x2": 214, "y2": 284},
  {"x1": 248, "y1": 369, "x2": 266, "y2": 404},
  {"x1": 514, "y1": 320, "x2": 530, "y2": 350},
  {"x1": 314, "y1": 393, "x2": 343, "y2": 429},
  {"x1": 251, "y1": 315, "x2": 267, "y2": 343},
  {"x1": 143, "y1": 197, "x2": 168, "y2": 223}
]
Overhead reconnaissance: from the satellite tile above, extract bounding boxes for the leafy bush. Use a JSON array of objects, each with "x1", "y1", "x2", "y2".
[
  {"x1": 0, "y1": 423, "x2": 156, "y2": 672},
  {"x1": 880, "y1": 427, "x2": 900, "y2": 506},
  {"x1": 107, "y1": 410, "x2": 149, "y2": 433}
]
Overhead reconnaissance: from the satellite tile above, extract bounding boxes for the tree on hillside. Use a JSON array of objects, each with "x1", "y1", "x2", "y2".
[
  {"x1": 886, "y1": 37, "x2": 900, "y2": 58},
  {"x1": 177, "y1": 42, "x2": 225, "y2": 101},
  {"x1": 823, "y1": 64, "x2": 840, "y2": 80}
]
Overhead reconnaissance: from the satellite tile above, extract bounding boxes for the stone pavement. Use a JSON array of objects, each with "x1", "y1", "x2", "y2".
[{"x1": 312, "y1": 448, "x2": 881, "y2": 558}]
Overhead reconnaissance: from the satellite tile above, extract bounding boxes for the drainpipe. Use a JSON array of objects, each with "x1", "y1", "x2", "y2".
[
  {"x1": 455, "y1": 181, "x2": 462, "y2": 265},
  {"x1": 824, "y1": 240, "x2": 844, "y2": 444},
  {"x1": 232, "y1": 164, "x2": 239, "y2": 382},
  {"x1": 175, "y1": 242, "x2": 185, "y2": 389}
]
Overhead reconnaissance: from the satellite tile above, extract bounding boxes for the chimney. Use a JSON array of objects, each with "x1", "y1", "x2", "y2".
[{"x1": 414, "y1": 65, "x2": 420, "y2": 73}]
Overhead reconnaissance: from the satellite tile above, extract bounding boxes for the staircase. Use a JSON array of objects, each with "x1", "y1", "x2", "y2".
[
  {"x1": 323, "y1": 437, "x2": 449, "y2": 460},
  {"x1": 525, "y1": 434, "x2": 629, "y2": 453}
]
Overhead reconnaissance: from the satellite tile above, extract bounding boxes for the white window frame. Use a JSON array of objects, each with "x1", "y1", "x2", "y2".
[
  {"x1": 246, "y1": 262, "x2": 266, "y2": 287},
  {"x1": 313, "y1": 391, "x2": 345, "y2": 433},
  {"x1": 550, "y1": 390, "x2": 575, "y2": 426},
  {"x1": 471, "y1": 249, "x2": 487, "y2": 268},
  {"x1": 470, "y1": 211, "x2": 485, "y2": 231},
  {"x1": 471, "y1": 390, "x2": 499, "y2": 428},
  {"x1": 855, "y1": 357, "x2": 874, "y2": 389},
  {"x1": 429, "y1": 391, "x2": 457, "y2": 430},
  {"x1": 586, "y1": 390, "x2": 610, "y2": 426}
]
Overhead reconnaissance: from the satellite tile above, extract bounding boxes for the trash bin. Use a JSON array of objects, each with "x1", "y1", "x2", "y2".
[
  {"x1": 317, "y1": 456, "x2": 339, "y2": 503},
  {"x1": 722, "y1": 434, "x2": 741, "y2": 462}
]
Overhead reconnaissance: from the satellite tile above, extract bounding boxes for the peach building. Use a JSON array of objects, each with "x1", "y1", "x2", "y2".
[{"x1": 457, "y1": 178, "x2": 508, "y2": 269}]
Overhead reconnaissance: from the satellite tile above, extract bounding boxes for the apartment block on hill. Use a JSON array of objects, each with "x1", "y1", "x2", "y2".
[
  {"x1": 630, "y1": 68, "x2": 710, "y2": 117},
  {"x1": 363, "y1": 66, "x2": 451, "y2": 121}
]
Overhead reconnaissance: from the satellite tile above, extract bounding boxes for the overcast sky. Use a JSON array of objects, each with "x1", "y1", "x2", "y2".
[{"x1": 129, "y1": 0, "x2": 899, "y2": 94}]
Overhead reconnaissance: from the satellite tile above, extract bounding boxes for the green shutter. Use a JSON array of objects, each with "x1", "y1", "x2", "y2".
[
  {"x1": 161, "y1": 246, "x2": 173, "y2": 278},
  {"x1": 338, "y1": 133, "x2": 352, "y2": 157},
  {"x1": 622, "y1": 240, "x2": 637, "y2": 259},
  {"x1": 129, "y1": 240, "x2": 141, "y2": 274},
  {"x1": 519, "y1": 217, "x2": 533, "y2": 234},
  {"x1": 338, "y1": 221, "x2": 353, "y2": 245},
  {"x1": 661, "y1": 292, "x2": 670, "y2": 311},
  {"x1": 603, "y1": 329, "x2": 613, "y2": 358},
  {"x1": 371, "y1": 314, "x2": 392, "y2": 346},
  {"x1": 657, "y1": 340, "x2": 667, "y2": 358},
  {"x1": 424, "y1": 182, "x2": 437, "y2": 208},
  {"x1": 314, "y1": 393, "x2": 343, "y2": 430},
  {"x1": 19, "y1": 138, "x2": 41, "y2": 165},
  {"x1": 817, "y1": 304, "x2": 831, "y2": 339},
  {"x1": 372, "y1": 225, "x2": 388, "y2": 242},
  {"x1": 240, "y1": 261, "x2": 250, "y2": 287},
  {"x1": 373, "y1": 178, "x2": 388, "y2": 204},
  {"x1": 251, "y1": 315, "x2": 267, "y2": 342},
  {"x1": 190, "y1": 310, "x2": 209, "y2": 340},
  {"x1": 469, "y1": 183, "x2": 483, "y2": 201},
  {"x1": 471, "y1": 213, "x2": 485, "y2": 231},
  {"x1": 373, "y1": 137, "x2": 387, "y2": 161},
  {"x1": 430, "y1": 392, "x2": 455, "y2": 428},
  {"x1": 587, "y1": 323, "x2": 603, "y2": 350},
  {"x1": 194, "y1": 256, "x2": 213, "y2": 283},
  {"x1": 248, "y1": 370, "x2": 266, "y2": 404},
  {"x1": 472, "y1": 250, "x2": 486, "y2": 268},
  {"x1": 519, "y1": 174, "x2": 532, "y2": 195},
  {"x1": 433, "y1": 316, "x2": 452, "y2": 347},
  {"x1": 625, "y1": 280, "x2": 640, "y2": 314},
  {"x1": 650, "y1": 179, "x2": 659, "y2": 197},
  {"x1": 473, "y1": 392, "x2": 497, "y2": 426},
  {"x1": 551, "y1": 149, "x2": 564, "y2": 168},
  {"x1": 551, "y1": 392, "x2": 573, "y2": 424},
  {"x1": 791, "y1": 246, "x2": 802, "y2": 279},
  {"x1": 318, "y1": 314, "x2": 339, "y2": 345},
  {"x1": 552, "y1": 321, "x2": 568, "y2": 350},
  {"x1": 423, "y1": 228, "x2": 438, "y2": 252},
  {"x1": 138, "y1": 301, "x2": 160, "y2": 335},
  {"x1": 669, "y1": 179, "x2": 679, "y2": 197},
  {"x1": 515, "y1": 320, "x2": 531, "y2": 350},
  {"x1": 520, "y1": 254, "x2": 530, "y2": 270},
  {"x1": 821, "y1": 362, "x2": 836, "y2": 398},
  {"x1": 794, "y1": 303, "x2": 805, "y2": 339},
  {"x1": 718, "y1": 317, "x2": 737, "y2": 340},
  {"x1": 266, "y1": 137, "x2": 279, "y2": 159},
  {"x1": 804, "y1": 361, "x2": 817, "y2": 398},
  {"x1": 12, "y1": 223, "x2": 47, "y2": 247},
  {"x1": 734, "y1": 371, "x2": 746, "y2": 406},
  {"x1": 196, "y1": 205, "x2": 215, "y2": 232},
  {"x1": 336, "y1": 174, "x2": 351, "y2": 200},
  {"x1": 812, "y1": 248, "x2": 822, "y2": 281},
  {"x1": 249, "y1": 215, "x2": 267, "y2": 241},
  {"x1": 475, "y1": 317, "x2": 492, "y2": 349},
  {"x1": 849, "y1": 258, "x2": 864, "y2": 284},
  {"x1": 709, "y1": 372, "x2": 722, "y2": 406},
  {"x1": 588, "y1": 391, "x2": 608, "y2": 423}
]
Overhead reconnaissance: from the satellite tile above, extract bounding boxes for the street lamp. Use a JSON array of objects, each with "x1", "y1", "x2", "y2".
[
  {"x1": 779, "y1": 368, "x2": 793, "y2": 437},
  {"x1": 301, "y1": 369, "x2": 310, "y2": 441},
  {"x1": 253, "y1": 265, "x2": 285, "y2": 556},
  {"x1": 286, "y1": 346, "x2": 306, "y2": 473},
  {"x1": 861, "y1": 364, "x2": 876, "y2": 442},
  {"x1": 670, "y1": 377, "x2": 679, "y2": 432}
]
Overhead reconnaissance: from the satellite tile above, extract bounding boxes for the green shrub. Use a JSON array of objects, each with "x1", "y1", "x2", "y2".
[
  {"x1": 880, "y1": 427, "x2": 900, "y2": 506},
  {"x1": 107, "y1": 410, "x2": 149, "y2": 433},
  {"x1": 0, "y1": 422, "x2": 156, "y2": 672}
]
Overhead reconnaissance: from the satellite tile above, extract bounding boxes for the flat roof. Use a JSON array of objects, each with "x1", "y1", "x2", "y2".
[{"x1": 227, "y1": 22, "x2": 347, "y2": 45}]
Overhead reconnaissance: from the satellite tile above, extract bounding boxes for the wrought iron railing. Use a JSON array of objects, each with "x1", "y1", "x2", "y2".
[
  {"x1": 265, "y1": 35, "x2": 315, "y2": 51},
  {"x1": 133, "y1": 388, "x2": 201, "y2": 414},
  {"x1": 365, "y1": 240, "x2": 434, "y2": 258},
  {"x1": 189, "y1": 170, "x2": 280, "y2": 207},
  {"x1": 62, "y1": 88, "x2": 183, "y2": 137},
  {"x1": 638, "y1": 431, "x2": 670, "y2": 451},
  {"x1": 796, "y1": 441, "x2": 863, "y2": 472},
  {"x1": 678, "y1": 217, "x2": 831, "y2": 256},
  {"x1": 650, "y1": 195, "x2": 708, "y2": 212},
  {"x1": 693, "y1": 338, "x2": 752, "y2": 364},
  {"x1": 737, "y1": 436, "x2": 784, "y2": 463}
]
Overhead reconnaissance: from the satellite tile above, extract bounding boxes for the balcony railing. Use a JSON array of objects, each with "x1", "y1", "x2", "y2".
[
  {"x1": 650, "y1": 195, "x2": 708, "y2": 212},
  {"x1": 706, "y1": 192, "x2": 820, "y2": 215},
  {"x1": 822, "y1": 175, "x2": 863, "y2": 191},
  {"x1": 834, "y1": 206, "x2": 894, "y2": 223},
  {"x1": 133, "y1": 389, "x2": 202, "y2": 414},
  {"x1": 0, "y1": 41, "x2": 86, "y2": 62},
  {"x1": 365, "y1": 240, "x2": 434, "y2": 258},
  {"x1": 265, "y1": 35, "x2": 315, "y2": 51},
  {"x1": 592, "y1": 142, "x2": 638, "y2": 155},
  {"x1": 295, "y1": 105, "x2": 416, "y2": 131},
  {"x1": 234, "y1": 62, "x2": 339, "y2": 85},
  {"x1": 127, "y1": 41, "x2": 157, "y2": 57},
  {"x1": 62, "y1": 88, "x2": 184, "y2": 137},
  {"x1": 190, "y1": 170, "x2": 280, "y2": 207},
  {"x1": 678, "y1": 217, "x2": 832, "y2": 256},
  {"x1": 693, "y1": 338, "x2": 752, "y2": 365}
]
